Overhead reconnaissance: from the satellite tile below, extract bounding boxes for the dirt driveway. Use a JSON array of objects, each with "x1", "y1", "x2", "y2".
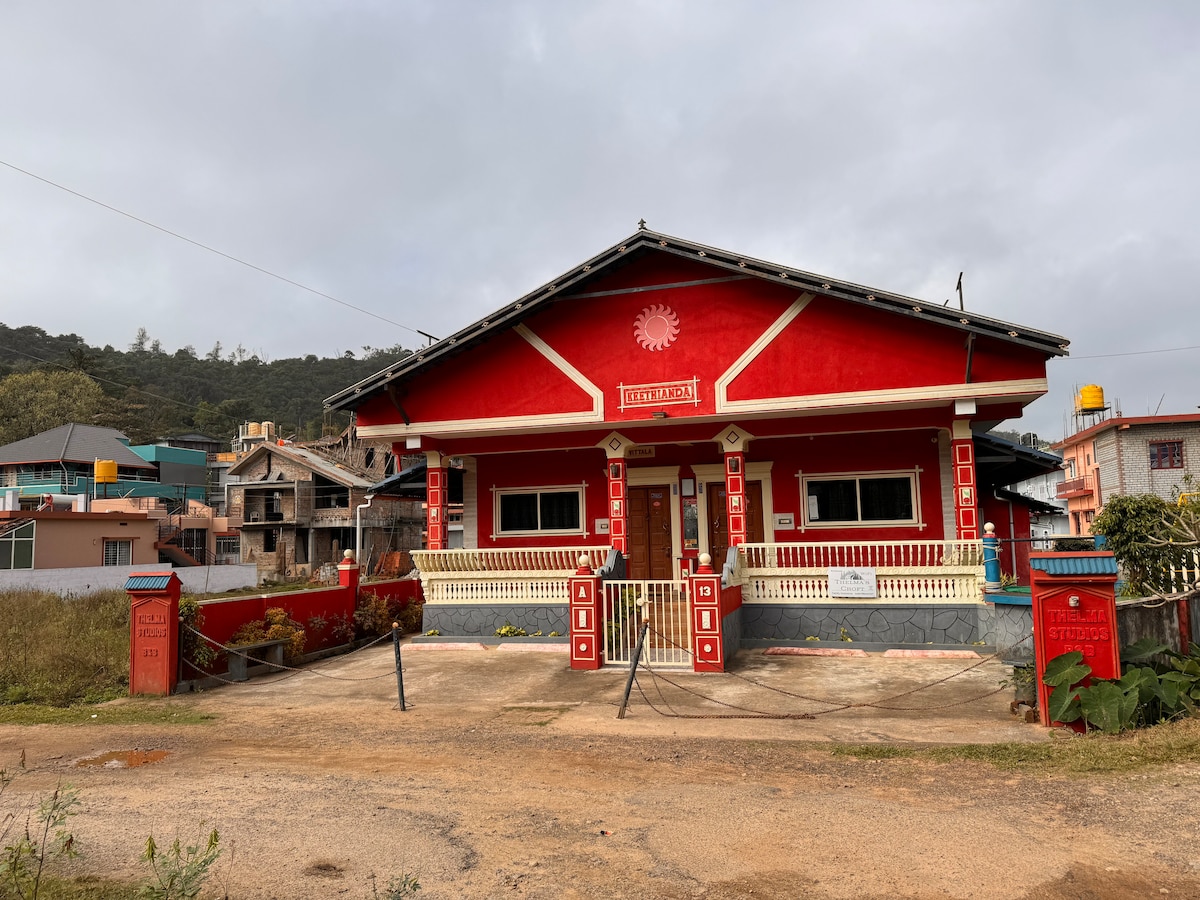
[{"x1": 3, "y1": 644, "x2": 1199, "y2": 899}]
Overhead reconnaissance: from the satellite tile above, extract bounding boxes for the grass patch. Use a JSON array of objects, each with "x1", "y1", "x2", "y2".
[
  {"x1": 0, "y1": 589, "x2": 129, "y2": 706},
  {"x1": 0, "y1": 700, "x2": 214, "y2": 726},
  {"x1": 827, "y1": 718, "x2": 1200, "y2": 775},
  {"x1": 18, "y1": 874, "x2": 137, "y2": 899},
  {"x1": 928, "y1": 718, "x2": 1200, "y2": 774}
]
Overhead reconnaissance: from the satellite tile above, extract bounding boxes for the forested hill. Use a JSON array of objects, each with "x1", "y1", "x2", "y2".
[{"x1": 0, "y1": 322, "x2": 414, "y2": 447}]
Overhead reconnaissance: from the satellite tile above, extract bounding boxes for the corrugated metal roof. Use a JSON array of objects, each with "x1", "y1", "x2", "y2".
[
  {"x1": 1029, "y1": 555, "x2": 1119, "y2": 576},
  {"x1": 0, "y1": 424, "x2": 156, "y2": 468},
  {"x1": 125, "y1": 574, "x2": 177, "y2": 591}
]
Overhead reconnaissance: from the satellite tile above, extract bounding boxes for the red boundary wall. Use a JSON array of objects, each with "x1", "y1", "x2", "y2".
[{"x1": 130, "y1": 561, "x2": 423, "y2": 692}]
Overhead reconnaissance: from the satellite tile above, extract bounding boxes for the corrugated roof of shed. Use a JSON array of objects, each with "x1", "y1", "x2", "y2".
[
  {"x1": 125, "y1": 574, "x2": 177, "y2": 591},
  {"x1": 1029, "y1": 555, "x2": 1119, "y2": 576}
]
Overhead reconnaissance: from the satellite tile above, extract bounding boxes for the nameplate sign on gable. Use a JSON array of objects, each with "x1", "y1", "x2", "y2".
[{"x1": 618, "y1": 378, "x2": 701, "y2": 411}]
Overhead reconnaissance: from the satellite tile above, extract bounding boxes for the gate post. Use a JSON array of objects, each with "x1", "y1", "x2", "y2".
[
  {"x1": 569, "y1": 555, "x2": 604, "y2": 670},
  {"x1": 126, "y1": 572, "x2": 183, "y2": 696},
  {"x1": 689, "y1": 553, "x2": 725, "y2": 672},
  {"x1": 1030, "y1": 551, "x2": 1120, "y2": 728}
]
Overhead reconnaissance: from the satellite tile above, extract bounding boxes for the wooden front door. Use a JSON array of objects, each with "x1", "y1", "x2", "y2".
[
  {"x1": 707, "y1": 481, "x2": 764, "y2": 568},
  {"x1": 627, "y1": 485, "x2": 673, "y2": 580}
]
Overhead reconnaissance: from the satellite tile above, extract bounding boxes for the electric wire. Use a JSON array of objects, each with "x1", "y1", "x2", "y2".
[{"x1": 0, "y1": 158, "x2": 436, "y2": 342}]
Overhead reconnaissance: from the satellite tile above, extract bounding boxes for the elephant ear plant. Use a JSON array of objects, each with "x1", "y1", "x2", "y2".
[{"x1": 1042, "y1": 638, "x2": 1200, "y2": 734}]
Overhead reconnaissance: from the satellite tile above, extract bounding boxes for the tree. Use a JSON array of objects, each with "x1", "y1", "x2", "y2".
[
  {"x1": 130, "y1": 327, "x2": 150, "y2": 353},
  {"x1": 1091, "y1": 494, "x2": 1178, "y2": 596},
  {"x1": 0, "y1": 370, "x2": 113, "y2": 445}
]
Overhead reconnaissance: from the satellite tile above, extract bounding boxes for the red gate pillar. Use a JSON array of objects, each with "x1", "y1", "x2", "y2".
[
  {"x1": 1030, "y1": 552, "x2": 1120, "y2": 728},
  {"x1": 338, "y1": 549, "x2": 361, "y2": 601},
  {"x1": 126, "y1": 572, "x2": 183, "y2": 696},
  {"x1": 689, "y1": 553, "x2": 725, "y2": 672},
  {"x1": 569, "y1": 556, "x2": 604, "y2": 670}
]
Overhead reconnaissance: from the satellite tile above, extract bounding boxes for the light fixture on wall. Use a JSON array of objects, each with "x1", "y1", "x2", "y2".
[{"x1": 651, "y1": 411, "x2": 668, "y2": 419}]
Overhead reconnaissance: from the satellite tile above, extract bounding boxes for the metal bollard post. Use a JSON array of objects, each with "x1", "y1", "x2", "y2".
[
  {"x1": 392, "y1": 623, "x2": 407, "y2": 712},
  {"x1": 616, "y1": 614, "x2": 650, "y2": 720}
]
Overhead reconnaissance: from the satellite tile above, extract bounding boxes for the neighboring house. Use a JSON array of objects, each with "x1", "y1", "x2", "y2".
[
  {"x1": 0, "y1": 508, "x2": 159, "y2": 571},
  {"x1": 1054, "y1": 413, "x2": 1200, "y2": 535},
  {"x1": 91, "y1": 497, "x2": 243, "y2": 567},
  {"x1": 975, "y1": 432, "x2": 1067, "y2": 579},
  {"x1": 226, "y1": 441, "x2": 422, "y2": 579},
  {"x1": 0, "y1": 423, "x2": 206, "y2": 504},
  {"x1": 1006, "y1": 461, "x2": 1069, "y2": 548},
  {"x1": 326, "y1": 227, "x2": 1068, "y2": 648}
]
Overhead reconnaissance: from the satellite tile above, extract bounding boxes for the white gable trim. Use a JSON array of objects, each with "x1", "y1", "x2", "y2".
[
  {"x1": 357, "y1": 324, "x2": 605, "y2": 439},
  {"x1": 715, "y1": 292, "x2": 814, "y2": 413}
]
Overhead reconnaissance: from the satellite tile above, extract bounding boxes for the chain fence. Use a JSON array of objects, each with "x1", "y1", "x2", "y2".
[{"x1": 623, "y1": 624, "x2": 1032, "y2": 721}]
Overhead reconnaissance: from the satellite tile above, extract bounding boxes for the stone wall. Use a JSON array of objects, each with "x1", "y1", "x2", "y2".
[
  {"x1": 741, "y1": 603, "x2": 986, "y2": 646},
  {"x1": 423, "y1": 603, "x2": 569, "y2": 637}
]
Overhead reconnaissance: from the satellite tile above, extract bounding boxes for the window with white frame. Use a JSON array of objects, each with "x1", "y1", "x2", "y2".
[
  {"x1": 0, "y1": 521, "x2": 34, "y2": 569},
  {"x1": 495, "y1": 486, "x2": 584, "y2": 535},
  {"x1": 802, "y1": 472, "x2": 918, "y2": 526},
  {"x1": 102, "y1": 539, "x2": 132, "y2": 566}
]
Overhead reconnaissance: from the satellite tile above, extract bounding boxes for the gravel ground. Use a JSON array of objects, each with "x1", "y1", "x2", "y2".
[{"x1": 2, "y1": 644, "x2": 1199, "y2": 899}]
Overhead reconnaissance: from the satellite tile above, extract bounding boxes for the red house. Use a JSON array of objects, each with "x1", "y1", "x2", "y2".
[{"x1": 327, "y1": 227, "x2": 1068, "y2": 664}]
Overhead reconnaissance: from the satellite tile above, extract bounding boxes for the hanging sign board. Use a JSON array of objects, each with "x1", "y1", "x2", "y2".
[{"x1": 828, "y1": 567, "x2": 878, "y2": 599}]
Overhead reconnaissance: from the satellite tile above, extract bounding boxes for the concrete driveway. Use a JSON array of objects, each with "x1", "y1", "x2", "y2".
[{"x1": 220, "y1": 640, "x2": 1049, "y2": 745}]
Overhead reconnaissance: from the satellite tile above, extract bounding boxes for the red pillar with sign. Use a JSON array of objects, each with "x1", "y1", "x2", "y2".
[
  {"x1": 569, "y1": 557, "x2": 604, "y2": 670},
  {"x1": 127, "y1": 572, "x2": 183, "y2": 696},
  {"x1": 689, "y1": 553, "x2": 725, "y2": 672},
  {"x1": 1030, "y1": 552, "x2": 1120, "y2": 728},
  {"x1": 606, "y1": 458, "x2": 628, "y2": 556},
  {"x1": 425, "y1": 451, "x2": 448, "y2": 550},
  {"x1": 724, "y1": 451, "x2": 746, "y2": 548},
  {"x1": 951, "y1": 424, "x2": 979, "y2": 540}
]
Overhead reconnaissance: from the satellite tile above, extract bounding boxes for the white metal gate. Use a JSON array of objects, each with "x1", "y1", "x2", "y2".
[{"x1": 603, "y1": 580, "x2": 691, "y2": 668}]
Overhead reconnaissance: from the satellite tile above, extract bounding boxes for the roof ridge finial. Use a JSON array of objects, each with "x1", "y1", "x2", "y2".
[{"x1": 637, "y1": 218, "x2": 647, "y2": 231}]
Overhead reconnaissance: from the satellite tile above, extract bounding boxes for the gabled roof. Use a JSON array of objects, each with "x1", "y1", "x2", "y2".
[
  {"x1": 0, "y1": 423, "x2": 156, "y2": 469},
  {"x1": 227, "y1": 442, "x2": 376, "y2": 489},
  {"x1": 326, "y1": 227, "x2": 1070, "y2": 412}
]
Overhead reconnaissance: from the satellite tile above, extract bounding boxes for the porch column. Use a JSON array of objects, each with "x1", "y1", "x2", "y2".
[
  {"x1": 951, "y1": 420, "x2": 979, "y2": 540},
  {"x1": 424, "y1": 451, "x2": 448, "y2": 550},
  {"x1": 715, "y1": 425, "x2": 753, "y2": 550},
  {"x1": 599, "y1": 432, "x2": 635, "y2": 557}
]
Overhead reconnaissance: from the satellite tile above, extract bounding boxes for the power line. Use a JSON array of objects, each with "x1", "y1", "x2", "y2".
[
  {"x1": 1061, "y1": 344, "x2": 1200, "y2": 361},
  {"x1": 0, "y1": 158, "x2": 437, "y2": 342}
]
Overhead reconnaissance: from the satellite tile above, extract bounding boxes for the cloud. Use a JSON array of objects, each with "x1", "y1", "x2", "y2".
[{"x1": 0, "y1": 1, "x2": 1196, "y2": 439}]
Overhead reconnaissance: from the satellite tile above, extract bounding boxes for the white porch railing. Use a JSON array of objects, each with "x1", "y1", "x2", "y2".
[
  {"x1": 739, "y1": 540, "x2": 985, "y2": 604},
  {"x1": 411, "y1": 547, "x2": 609, "y2": 605}
]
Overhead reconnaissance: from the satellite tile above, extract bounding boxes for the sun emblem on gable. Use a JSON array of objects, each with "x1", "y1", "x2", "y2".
[{"x1": 633, "y1": 304, "x2": 680, "y2": 351}]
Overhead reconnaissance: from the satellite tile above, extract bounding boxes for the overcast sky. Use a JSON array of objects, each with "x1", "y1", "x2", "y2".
[{"x1": 2, "y1": 2, "x2": 1197, "y2": 440}]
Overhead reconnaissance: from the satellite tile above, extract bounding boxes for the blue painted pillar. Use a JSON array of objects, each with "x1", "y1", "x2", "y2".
[{"x1": 983, "y1": 521, "x2": 1002, "y2": 591}]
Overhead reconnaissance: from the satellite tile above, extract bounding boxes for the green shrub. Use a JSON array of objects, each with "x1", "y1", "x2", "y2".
[{"x1": 229, "y1": 608, "x2": 305, "y2": 660}]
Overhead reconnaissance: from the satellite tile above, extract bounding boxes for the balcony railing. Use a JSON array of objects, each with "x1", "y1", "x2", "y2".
[
  {"x1": 411, "y1": 547, "x2": 610, "y2": 605},
  {"x1": 409, "y1": 541, "x2": 984, "y2": 608},
  {"x1": 738, "y1": 540, "x2": 985, "y2": 604},
  {"x1": 1056, "y1": 475, "x2": 1094, "y2": 498}
]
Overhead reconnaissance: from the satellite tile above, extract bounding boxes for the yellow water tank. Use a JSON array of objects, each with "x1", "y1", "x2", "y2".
[
  {"x1": 94, "y1": 459, "x2": 118, "y2": 484},
  {"x1": 1077, "y1": 384, "x2": 1106, "y2": 412},
  {"x1": 247, "y1": 422, "x2": 262, "y2": 437},
  {"x1": 262, "y1": 421, "x2": 275, "y2": 438}
]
